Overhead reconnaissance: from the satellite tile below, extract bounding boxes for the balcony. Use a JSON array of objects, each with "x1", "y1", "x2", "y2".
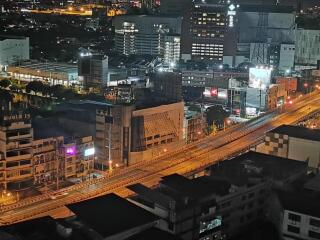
[
  {"x1": 6, "y1": 142, "x2": 32, "y2": 150},
  {"x1": 6, "y1": 153, "x2": 32, "y2": 162},
  {"x1": 7, "y1": 133, "x2": 32, "y2": 141}
]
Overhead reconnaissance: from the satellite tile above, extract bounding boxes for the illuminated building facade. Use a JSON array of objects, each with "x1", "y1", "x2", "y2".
[
  {"x1": 0, "y1": 103, "x2": 94, "y2": 191},
  {"x1": 0, "y1": 35, "x2": 29, "y2": 70},
  {"x1": 78, "y1": 49, "x2": 109, "y2": 90},
  {"x1": 163, "y1": 35, "x2": 181, "y2": 65},
  {"x1": 184, "y1": 0, "x2": 227, "y2": 62},
  {"x1": 0, "y1": 104, "x2": 34, "y2": 191},
  {"x1": 113, "y1": 15, "x2": 182, "y2": 56}
]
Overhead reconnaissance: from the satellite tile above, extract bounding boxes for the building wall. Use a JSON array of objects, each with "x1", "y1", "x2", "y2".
[
  {"x1": 113, "y1": 15, "x2": 182, "y2": 56},
  {"x1": 288, "y1": 137, "x2": 320, "y2": 169},
  {"x1": 130, "y1": 102, "x2": 184, "y2": 164},
  {"x1": 282, "y1": 210, "x2": 320, "y2": 240},
  {"x1": 0, "y1": 111, "x2": 33, "y2": 191},
  {"x1": 188, "y1": 1, "x2": 227, "y2": 62},
  {"x1": 182, "y1": 70, "x2": 214, "y2": 87},
  {"x1": 256, "y1": 132, "x2": 320, "y2": 169},
  {"x1": 295, "y1": 29, "x2": 320, "y2": 66},
  {"x1": 216, "y1": 181, "x2": 270, "y2": 238},
  {"x1": 0, "y1": 37, "x2": 29, "y2": 67}
]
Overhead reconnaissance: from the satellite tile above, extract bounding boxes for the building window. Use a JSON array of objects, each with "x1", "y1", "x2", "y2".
[
  {"x1": 309, "y1": 230, "x2": 320, "y2": 239},
  {"x1": 288, "y1": 213, "x2": 301, "y2": 222},
  {"x1": 287, "y1": 225, "x2": 300, "y2": 234},
  {"x1": 310, "y1": 218, "x2": 320, "y2": 227}
]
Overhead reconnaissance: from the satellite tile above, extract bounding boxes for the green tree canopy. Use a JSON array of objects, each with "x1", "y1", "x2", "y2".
[{"x1": 0, "y1": 79, "x2": 11, "y2": 89}]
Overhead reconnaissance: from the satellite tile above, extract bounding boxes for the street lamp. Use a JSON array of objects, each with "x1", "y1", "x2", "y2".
[{"x1": 224, "y1": 119, "x2": 231, "y2": 131}]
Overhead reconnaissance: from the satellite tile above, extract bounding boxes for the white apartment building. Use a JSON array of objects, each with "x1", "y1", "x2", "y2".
[{"x1": 0, "y1": 35, "x2": 29, "y2": 69}]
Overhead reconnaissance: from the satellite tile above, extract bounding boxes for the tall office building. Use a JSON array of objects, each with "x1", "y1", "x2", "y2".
[
  {"x1": 78, "y1": 49, "x2": 109, "y2": 89},
  {"x1": 113, "y1": 15, "x2": 182, "y2": 57},
  {"x1": 181, "y1": 0, "x2": 228, "y2": 62}
]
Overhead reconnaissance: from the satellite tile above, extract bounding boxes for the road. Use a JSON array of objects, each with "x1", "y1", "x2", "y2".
[{"x1": 1, "y1": 92, "x2": 320, "y2": 225}]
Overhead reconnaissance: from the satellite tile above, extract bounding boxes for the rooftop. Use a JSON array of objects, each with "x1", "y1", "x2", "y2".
[
  {"x1": 67, "y1": 193, "x2": 158, "y2": 238},
  {"x1": 0, "y1": 35, "x2": 28, "y2": 41},
  {"x1": 0, "y1": 217, "x2": 65, "y2": 240},
  {"x1": 127, "y1": 227, "x2": 182, "y2": 240},
  {"x1": 210, "y1": 151, "x2": 307, "y2": 186},
  {"x1": 10, "y1": 61, "x2": 77, "y2": 74},
  {"x1": 240, "y1": 4, "x2": 295, "y2": 13},
  {"x1": 270, "y1": 124, "x2": 320, "y2": 141},
  {"x1": 277, "y1": 190, "x2": 320, "y2": 218}
]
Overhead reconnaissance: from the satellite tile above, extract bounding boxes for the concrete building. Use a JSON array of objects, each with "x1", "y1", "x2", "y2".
[
  {"x1": 182, "y1": 0, "x2": 227, "y2": 62},
  {"x1": 59, "y1": 100, "x2": 184, "y2": 170},
  {"x1": 128, "y1": 151, "x2": 307, "y2": 240},
  {"x1": 182, "y1": 69, "x2": 214, "y2": 87},
  {"x1": 159, "y1": 0, "x2": 190, "y2": 16},
  {"x1": 184, "y1": 107, "x2": 205, "y2": 143},
  {"x1": 7, "y1": 61, "x2": 79, "y2": 86},
  {"x1": 278, "y1": 192, "x2": 320, "y2": 240},
  {"x1": 256, "y1": 124, "x2": 320, "y2": 169},
  {"x1": 128, "y1": 175, "x2": 223, "y2": 240},
  {"x1": 113, "y1": 15, "x2": 182, "y2": 57},
  {"x1": 208, "y1": 151, "x2": 308, "y2": 239},
  {"x1": 267, "y1": 83, "x2": 287, "y2": 110},
  {"x1": 151, "y1": 71, "x2": 182, "y2": 103},
  {"x1": 0, "y1": 104, "x2": 33, "y2": 191},
  {"x1": 78, "y1": 49, "x2": 109, "y2": 90},
  {"x1": 0, "y1": 103, "x2": 95, "y2": 192},
  {"x1": 164, "y1": 35, "x2": 181, "y2": 65},
  {"x1": 294, "y1": 29, "x2": 320, "y2": 67},
  {"x1": 232, "y1": 5, "x2": 296, "y2": 69},
  {"x1": 0, "y1": 35, "x2": 29, "y2": 70},
  {"x1": 130, "y1": 101, "x2": 184, "y2": 164},
  {"x1": 32, "y1": 137, "x2": 63, "y2": 186}
]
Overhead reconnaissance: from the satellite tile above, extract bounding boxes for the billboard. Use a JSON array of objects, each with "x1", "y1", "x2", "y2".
[
  {"x1": 249, "y1": 67, "x2": 272, "y2": 89},
  {"x1": 203, "y1": 87, "x2": 218, "y2": 98},
  {"x1": 217, "y1": 88, "x2": 228, "y2": 99},
  {"x1": 84, "y1": 148, "x2": 95, "y2": 156}
]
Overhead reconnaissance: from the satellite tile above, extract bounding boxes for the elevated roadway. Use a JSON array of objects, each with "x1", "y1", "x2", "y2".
[{"x1": 1, "y1": 92, "x2": 320, "y2": 225}]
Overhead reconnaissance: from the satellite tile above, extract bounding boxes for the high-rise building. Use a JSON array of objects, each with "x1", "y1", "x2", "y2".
[
  {"x1": 78, "y1": 49, "x2": 109, "y2": 90},
  {"x1": 163, "y1": 35, "x2": 181, "y2": 65},
  {"x1": 181, "y1": 0, "x2": 228, "y2": 62},
  {"x1": 113, "y1": 15, "x2": 182, "y2": 57},
  {"x1": 0, "y1": 35, "x2": 29, "y2": 70}
]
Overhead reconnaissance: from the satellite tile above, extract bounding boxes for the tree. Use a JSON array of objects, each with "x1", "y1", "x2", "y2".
[
  {"x1": 0, "y1": 79, "x2": 11, "y2": 89},
  {"x1": 26, "y1": 81, "x2": 45, "y2": 94},
  {"x1": 206, "y1": 105, "x2": 230, "y2": 128},
  {"x1": 50, "y1": 84, "x2": 65, "y2": 99},
  {"x1": 0, "y1": 89, "x2": 13, "y2": 102}
]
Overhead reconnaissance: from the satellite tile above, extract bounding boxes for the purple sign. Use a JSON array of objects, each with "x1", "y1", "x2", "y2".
[{"x1": 66, "y1": 146, "x2": 76, "y2": 155}]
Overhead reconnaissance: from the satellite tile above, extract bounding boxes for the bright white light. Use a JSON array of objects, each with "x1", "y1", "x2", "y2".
[
  {"x1": 158, "y1": 67, "x2": 164, "y2": 72},
  {"x1": 286, "y1": 69, "x2": 291, "y2": 74},
  {"x1": 170, "y1": 62, "x2": 176, "y2": 68},
  {"x1": 84, "y1": 148, "x2": 95, "y2": 156},
  {"x1": 219, "y1": 64, "x2": 223, "y2": 69}
]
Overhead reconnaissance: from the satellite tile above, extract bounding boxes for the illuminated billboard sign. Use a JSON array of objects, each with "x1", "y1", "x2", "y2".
[
  {"x1": 203, "y1": 87, "x2": 218, "y2": 98},
  {"x1": 84, "y1": 148, "x2": 95, "y2": 156},
  {"x1": 249, "y1": 67, "x2": 272, "y2": 89},
  {"x1": 217, "y1": 88, "x2": 228, "y2": 99}
]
